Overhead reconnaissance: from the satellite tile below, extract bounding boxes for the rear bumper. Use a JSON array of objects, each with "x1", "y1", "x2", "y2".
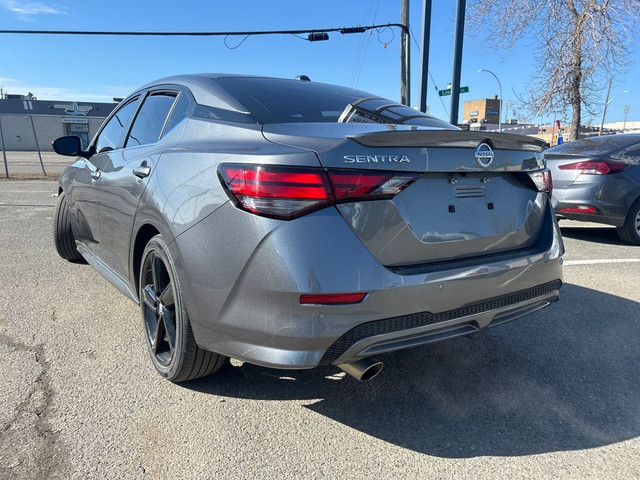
[
  {"x1": 171, "y1": 201, "x2": 564, "y2": 370},
  {"x1": 552, "y1": 182, "x2": 628, "y2": 227},
  {"x1": 323, "y1": 280, "x2": 561, "y2": 365}
]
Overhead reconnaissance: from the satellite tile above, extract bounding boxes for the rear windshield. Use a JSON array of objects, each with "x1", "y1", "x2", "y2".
[
  {"x1": 214, "y1": 77, "x2": 453, "y2": 128},
  {"x1": 548, "y1": 135, "x2": 640, "y2": 156}
]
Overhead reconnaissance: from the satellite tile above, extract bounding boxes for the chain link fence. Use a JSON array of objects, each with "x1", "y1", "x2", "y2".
[{"x1": 0, "y1": 114, "x2": 105, "y2": 178}]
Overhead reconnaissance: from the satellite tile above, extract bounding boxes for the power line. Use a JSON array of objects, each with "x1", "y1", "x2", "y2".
[
  {"x1": 0, "y1": 23, "x2": 408, "y2": 37},
  {"x1": 223, "y1": 35, "x2": 252, "y2": 49},
  {"x1": 408, "y1": 25, "x2": 448, "y2": 117},
  {"x1": 1, "y1": 22, "x2": 412, "y2": 99},
  {"x1": 350, "y1": 0, "x2": 380, "y2": 87}
]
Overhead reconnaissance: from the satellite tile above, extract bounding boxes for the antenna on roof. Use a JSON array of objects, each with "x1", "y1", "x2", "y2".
[{"x1": 295, "y1": 75, "x2": 311, "y2": 82}]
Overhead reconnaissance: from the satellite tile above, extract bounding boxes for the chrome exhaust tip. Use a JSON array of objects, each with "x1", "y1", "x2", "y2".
[{"x1": 337, "y1": 357, "x2": 384, "y2": 381}]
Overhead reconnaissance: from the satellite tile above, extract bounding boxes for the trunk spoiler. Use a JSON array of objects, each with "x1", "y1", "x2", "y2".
[{"x1": 347, "y1": 130, "x2": 546, "y2": 153}]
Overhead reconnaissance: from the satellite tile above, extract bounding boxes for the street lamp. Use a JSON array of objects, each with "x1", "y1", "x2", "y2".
[
  {"x1": 478, "y1": 69, "x2": 503, "y2": 132},
  {"x1": 623, "y1": 105, "x2": 630, "y2": 132},
  {"x1": 599, "y1": 79, "x2": 629, "y2": 135}
]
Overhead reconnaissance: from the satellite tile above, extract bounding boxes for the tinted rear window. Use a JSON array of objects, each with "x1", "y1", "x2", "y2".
[
  {"x1": 548, "y1": 135, "x2": 640, "y2": 156},
  {"x1": 214, "y1": 77, "x2": 452, "y2": 127}
]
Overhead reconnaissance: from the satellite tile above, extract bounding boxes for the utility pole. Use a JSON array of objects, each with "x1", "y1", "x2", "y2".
[
  {"x1": 400, "y1": 0, "x2": 410, "y2": 106},
  {"x1": 623, "y1": 105, "x2": 630, "y2": 131},
  {"x1": 598, "y1": 80, "x2": 629, "y2": 135},
  {"x1": 449, "y1": 0, "x2": 466, "y2": 125},
  {"x1": 418, "y1": 0, "x2": 433, "y2": 113},
  {"x1": 599, "y1": 78, "x2": 612, "y2": 136}
]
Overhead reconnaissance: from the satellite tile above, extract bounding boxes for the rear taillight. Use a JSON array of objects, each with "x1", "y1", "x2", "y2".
[
  {"x1": 218, "y1": 165, "x2": 332, "y2": 220},
  {"x1": 528, "y1": 168, "x2": 553, "y2": 195},
  {"x1": 558, "y1": 159, "x2": 630, "y2": 175},
  {"x1": 219, "y1": 164, "x2": 420, "y2": 220},
  {"x1": 329, "y1": 170, "x2": 420, "y2": 201}
]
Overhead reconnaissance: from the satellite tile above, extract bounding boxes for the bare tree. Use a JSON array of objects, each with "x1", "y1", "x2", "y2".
[{"x1": 467, "y1": 0, "x2": 639, "y2": 139}]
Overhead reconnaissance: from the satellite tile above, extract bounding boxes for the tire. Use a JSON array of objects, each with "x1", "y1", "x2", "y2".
[
  {"x1": 139, "y1": 235, "x2": 227, "y2": 382},
  {"x1": 617, "y1": 198, "x2": 640, "y2": 245},
  {"x1": 53, "y1": 191, "x2": 84, "y2": 261}
]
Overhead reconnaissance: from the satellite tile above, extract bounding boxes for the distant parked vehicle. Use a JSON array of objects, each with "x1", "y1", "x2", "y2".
[{"x1": 546, "y1": 134, "x2": 640, "y2": 244}]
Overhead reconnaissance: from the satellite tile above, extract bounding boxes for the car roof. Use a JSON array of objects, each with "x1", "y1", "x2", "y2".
[
  {"x1": 133, "y1": 73, "x2": 455, "y2": 129},
  {"x1": 137, "y1": 73, "x2": 329, "y2": 114},
  {"x1": 547, "y1": 134, "x2": 640, "y2": 155}
]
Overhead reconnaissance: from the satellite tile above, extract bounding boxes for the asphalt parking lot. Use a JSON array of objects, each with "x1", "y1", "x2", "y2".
[{"x1": 1, "y1": 180, "x2": 639, "y2": 480}]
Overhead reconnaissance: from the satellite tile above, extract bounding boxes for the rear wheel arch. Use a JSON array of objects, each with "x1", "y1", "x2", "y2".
[
  {"x1": 132, "y1": 224, "x2": 161, "y2": 297},
  {"x1": 139, "y1": 234, "x2": 227, "y2": 381},
  {"x1": 617, "y1": 196, "x2": 640, "y2": 245},
  {"x1": 623, "y1": 187, "x2": 640, "y2": 210}
]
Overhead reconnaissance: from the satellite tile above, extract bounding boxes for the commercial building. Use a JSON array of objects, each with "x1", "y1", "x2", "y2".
[
  {"x1": 460, "y1": 95, "x2": 639, "y2": 146},
  {"x1": 0, "y1": 95, "x2": 118, "y2": 152},
  {"x1": 462, "y1": 96, "x2": 501, "y2": 125}
]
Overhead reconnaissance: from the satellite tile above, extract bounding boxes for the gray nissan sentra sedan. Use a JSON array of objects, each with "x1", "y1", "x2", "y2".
[{"x1": 52, "y1": 74, "x2": 563, "y2": 382}]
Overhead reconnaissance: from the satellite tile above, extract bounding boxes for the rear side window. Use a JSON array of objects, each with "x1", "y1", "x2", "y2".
[
  {"x1": 625, "y1": 148, "x2": 640, "y2": 157},
  {"x1": 95, "y1": 97, "x2": 140, "y2": 153},
  {"x1": 126, "y1": 92, "x2": 177, "y2": 147},
  {"x1": 612, "y1": 144, "x2": 640, "y2": 164},
  {"x1": 161, "y1": 92, "x2": 190, "y2": 138}
]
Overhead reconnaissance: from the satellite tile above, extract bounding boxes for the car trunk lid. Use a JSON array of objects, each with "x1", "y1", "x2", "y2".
[{"x1": 263, "y1": 124, "x2": 549, "y2": 266}]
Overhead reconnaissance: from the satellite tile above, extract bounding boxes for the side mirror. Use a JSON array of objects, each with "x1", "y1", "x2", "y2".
[{"x1": 52, "y1": 136, "x2": 89, "y2": 158}]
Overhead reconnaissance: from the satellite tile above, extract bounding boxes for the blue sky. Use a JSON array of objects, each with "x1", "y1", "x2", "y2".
[{"x1": 1, "y1": 0, "x2": 638, "y2": 125}]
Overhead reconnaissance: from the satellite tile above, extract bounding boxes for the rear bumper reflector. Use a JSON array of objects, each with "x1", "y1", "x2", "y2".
[
  {"x1": 559, "y1": 206, "x2": 598, "y2": 214},
  {"x1": 300, "y1": 292, "x2": 368, "y2": 305}
]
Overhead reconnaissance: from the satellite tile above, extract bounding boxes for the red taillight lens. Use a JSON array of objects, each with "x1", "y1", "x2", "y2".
[
  {"x1": 558, "y1": 159, "x2": 630, "y2": 175},
  {"x1": 329, "y1": 171, "x2": 420, "y2": 201},
  {"x1": 299, "y1": 292, "x2": 368, "y2": 305},
  {"x1": 528, "y1": 168, "x2": 553, "y2": 194},
  {"x1": 219, "y1": 164, "x2": 420, "y2": 220},
  {"x1": 218, "y1": 165, "x2": 332, "y2": 219}
]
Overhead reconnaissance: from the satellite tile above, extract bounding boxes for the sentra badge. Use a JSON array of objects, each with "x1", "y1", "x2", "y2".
[{"x1": 344, "y1": 154, "x2": 411, "y2": 164}]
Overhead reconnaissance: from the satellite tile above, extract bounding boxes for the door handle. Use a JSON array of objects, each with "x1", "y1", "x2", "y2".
[
  {"x1": 133, "y1": 166, "x2": 151, "y2": 179},
  {"x1": 90, "y1": 170, "x2": 101, "y2": 180}
]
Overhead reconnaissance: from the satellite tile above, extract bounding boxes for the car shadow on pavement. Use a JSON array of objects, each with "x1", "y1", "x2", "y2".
[
  {"x1": 559, "y1": 224, "x2": 626, "y2": 246},
  {"x1": 186, "y1": 283, "x2": 640, "y2": 458}
]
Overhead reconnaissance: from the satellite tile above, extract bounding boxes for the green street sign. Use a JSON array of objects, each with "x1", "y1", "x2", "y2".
[{"x1": 438, "y1": 86, "x2": 469, "y2": 97}]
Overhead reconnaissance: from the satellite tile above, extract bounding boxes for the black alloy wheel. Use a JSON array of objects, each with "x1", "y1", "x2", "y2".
[
  {"x1": 53, "y1": 191, "x2": 84, "y2": 262},
  {"x1": 617, "y1": 198, "x2": 640, "y2": 245},
  {"x1": 139, "y1": 235, "x2": 227, "y2": 382},
  {"x1": 141, "y1": 246, "x2": 177, "y2": 367}
]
